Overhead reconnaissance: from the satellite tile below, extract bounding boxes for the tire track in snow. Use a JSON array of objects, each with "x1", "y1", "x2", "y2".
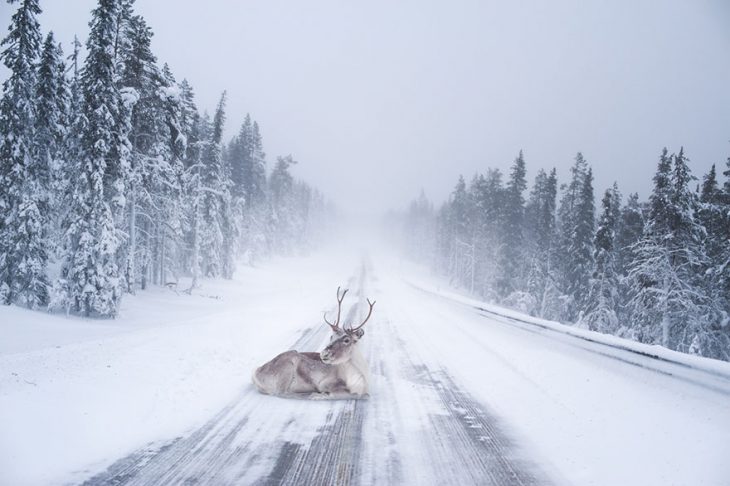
[
  {"x1": 360, "y1": 313, "x2": 548, "y2": 486},
  {"x1": 79, "y1": 265, "x2": 552, "y2": 485},
  {"x1": 80, "y1": 274, "x2": 366, "y2": 486},
  {"x1": 257, "y1": 270, "x2": 369, "y2": 486}
]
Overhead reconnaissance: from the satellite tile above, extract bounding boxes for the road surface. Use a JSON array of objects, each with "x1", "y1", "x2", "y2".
[{"x1": 79, "y1": 257, "x2": 730, "y2": 486}]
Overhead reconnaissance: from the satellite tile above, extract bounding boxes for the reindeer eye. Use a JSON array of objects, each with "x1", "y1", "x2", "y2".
[{"x1": 343, "y1": 337, "x2": 351, "y2": 344}]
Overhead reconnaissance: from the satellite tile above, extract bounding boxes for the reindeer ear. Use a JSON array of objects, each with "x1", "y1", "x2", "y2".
[{"x1": 354, "y1": 329, "x2": 365, "y2": 339}]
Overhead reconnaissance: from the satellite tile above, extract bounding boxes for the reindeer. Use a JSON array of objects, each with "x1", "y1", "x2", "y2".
[{"x1": 252, "y1": 287, "x2": 375, "y2": 400}]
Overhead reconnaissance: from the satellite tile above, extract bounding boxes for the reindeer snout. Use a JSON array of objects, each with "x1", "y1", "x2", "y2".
[{"x1": 320, "y1": 350, "x2": 333, "y2": 363}]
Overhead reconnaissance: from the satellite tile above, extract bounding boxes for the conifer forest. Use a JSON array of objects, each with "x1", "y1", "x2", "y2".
[
  {"x1": 401, "y1": 149, "x2": 730, "y2": 361},
  {"x1": 0, "y1": 0, "x2": 331, "y2": 318},
  {"x1": 1, "y1": 2, "x2": 729, "y2": 485}
]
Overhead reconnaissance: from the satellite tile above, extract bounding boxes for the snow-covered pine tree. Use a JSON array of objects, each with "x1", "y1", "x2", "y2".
[
  {"x1": 227, "y1": 114, "x2": 269, "y2": 263},
  {"x1": 244, "y1": 120, "x2": 269, "y2": 259},
  {"x1": 615, "y1": 192, "x2": 644, "y2": 277},
  {"x1": 227, "y1": 115, "x2": 250, "y2": 203},
  {"x1": 628, "y1": 148, "x2": 714, "y2": 353},
  {"x1": 23, "y1": 32, "x2": 69, "y2": 307},
  {"x1": 699, "y1": 164, "x2": 725, "y2": 266},
  {"x1": 614, "y1": 192, "x2": 644, "y2": 324},
  {"x1": 0, "y1": 0, "x2": 47, "y2": 307},
  {"x1": 445, "y1": 175, "x2": 475, "y2": 289},
  {"x1": 555, "y1": 153, "x2": 594, "y2": 321},
  {"x1": 36, "y1": 32, "x2": 68, "y2": 176},
  {"x1": 55, "y1": 0, "x2": 132, "y2": 317},
  {"x1": 719, "y1": 157, "x2": 730, "y2": 308},
  {"x1": 54, "y1": 35, "x2": 83, "y2": 251},
  {"x1": 156, "y1": 63, "x2": 186, "y2": 285},
  {"x1": 470, "y1": 169, "x2": 504, "y2": 300},
  {"x1": 466, "y1": 174, "x2": 489, "y2": 297},
  {"x1": 497, "y1": 150, "x2": 528, "y2": 303},
  {"x1": 182, "y1": 106, "x2": 206, "y2": 292},
  {"x1": 67, "y1": 36, "x2": 82, "y2": 119},
  {"x1": 118, "y1": 11, "x2": 185, "y2": 290},
  {"x1": 199, "y1": 92, "x2": 233, "y2": 278},
  {"x1": 268, "y1": 154, "x2": 298, "y2": 254},
  {"x1": 696, "y1": 162, "x2": 730, "y2": 358},
  {"x1": 524, "y1": 168, "x2": 559, "y2": 318},
  {"x1": 583, "y1": 184, "x2": 621, "y2": 333}
]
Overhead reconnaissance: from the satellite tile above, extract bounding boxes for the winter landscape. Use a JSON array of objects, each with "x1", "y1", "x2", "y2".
[{"x1": 1, "y1": 1, "x2": 729, "y2": 485}]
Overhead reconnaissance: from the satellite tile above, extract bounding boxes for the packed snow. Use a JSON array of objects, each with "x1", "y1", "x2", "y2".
[{"x1": 1, "y1": 247, "x2": 729, "y2": 485}]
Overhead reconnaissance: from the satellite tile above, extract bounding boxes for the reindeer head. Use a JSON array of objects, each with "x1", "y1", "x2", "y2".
[{"x1": 320, "y1": 287, "x2": 375, "y2": 365}]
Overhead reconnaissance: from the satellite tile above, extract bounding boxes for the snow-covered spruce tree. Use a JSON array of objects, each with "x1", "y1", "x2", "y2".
[
  {"x1": 719, "y1": 157, "x2": 730, "y2": 312},
  {"x1": 198, "y1": 92, "x2": 234, "y2": 278},
  {"x1": 36, "y1": 33, "x2": 70, "y2": 242},
  {"x1": 226, "y1": 114, "x2": 269, "y2": 262},
  {"x1": 555, "y1": 153, "x2": 595, "y2": 321},
  {"x1": 524, "y1": 168, "x2": 559, "y2": 318},
  {"x1": 36, "y1": 32, "x2": 68, "y2": 180},
  {"x1": 445, "y1": 175, "x2": 475, "y2": 290},
  {"x1": 249, "y1": 121, "x2": 268, "y2": 206},
  {"x1": 699, "y1": 164, "x2": 726, "y2": 276},
  {"x1": 627, "y1": 148, "x2": 717, "y2": 355},
  {"x1": 55, "y1": 0, "x2": 132, "y2": 317},
  {"x1": 582, "y1": 184, "x2": 621, "y2": 333},
  {"x1": 464, "y1": 174, "x2": 486, "y2": 295},
  {"x1": 614, "y1": 192, "x2": 644, "y2": 323},
  {"x1": 696, "y1": 162, "x2": 730, "y2": 358},
  {"x1": 67, "y1": 36, "x2": 82, "y2": 119},
  {"x1": 156, "y1": 64, "x2": 187, "y2": 285},
  {"x1": 469, "y1": 169, "x2": 504, "y2": 301},
  {"x1": 0, "y1": 0, "x2": 47, "y2": 307},
  {"x1": 174, "y1": 79, "x2": 199, "y2": 282},
  {"x1": 182, "y1": 104, "x2": 206, "y2": 292},
  {"x1": 498, "y1": 150, "x2": 528, "y2": 305},
  {"x1": 268, "y1": 154, "x2": 298, "y2": 254},
  {"x1": 118, "y1": 12, "x2": 185, "y2": 290},
  {"x1": 615, "y1": 192, "x2": 644, "y2": 277}
]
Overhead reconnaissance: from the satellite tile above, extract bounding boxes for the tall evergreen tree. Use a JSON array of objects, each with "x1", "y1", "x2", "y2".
[
  {"x1": 445, "y1": 175, "x2": 475, "y2": 289},
  {"x1": 37, "y1": 32, "x2": 70, "y2": 249},
  {"x1": 0, "y1": 0, "x2": 45, "y2": 306},
  {"x1": 268, "y1": 154, "x2": 297, "y2": 254},
  {"x1": 35, "y1": 32, "x2": 67, "y2": 176},
  {"x1": 556, "y1": 153, "x2": 594, "y2": 320},
  {"x1": 55, "y1": 0, "x2": 132, "y2": 316},
  {"x1": 628, "y1": 148, "x2": 712, "y2": 353},
  {"x1": 118, "y1": 11, "x2": 185, "y2": 290},
  {"x1": 615, "y1": 192, "x2": 644, "y2": 277},
  {"x1": 583, "y1": 184, "x2": 621, "y2": 333},
  {"x1": 198, "y1": 92, "x2": 233, "y2": 277},
  {"x1": 524, "y1": 168, "x2": 559, "y2": 317},
  {"x1": 497, "y1": 150, "x2": 527, "y2": 299},
  {"x1": 183, "y1": 109, "x2": 206, "y2": 292}
]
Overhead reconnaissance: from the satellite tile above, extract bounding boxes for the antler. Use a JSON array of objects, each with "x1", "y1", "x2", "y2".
[
  {"x1": 323, "y1": 286, "x2": 348, "y2": 331},
  {"x1": 347, "y1": 298, "x2": 376, "y2": 332}
]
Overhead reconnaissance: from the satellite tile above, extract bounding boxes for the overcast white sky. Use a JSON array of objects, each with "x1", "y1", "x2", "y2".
[{"x1": 2, "y1": 0, "x2": 729, "y2": 215}]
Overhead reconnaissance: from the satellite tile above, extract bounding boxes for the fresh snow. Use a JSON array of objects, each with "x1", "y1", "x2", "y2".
[
  {"x1": 0, "y1": 250, "x2": 356, "y2": 485},
  {"x1": 1, "y1": 248, "x2": 729, "y2": 486}
]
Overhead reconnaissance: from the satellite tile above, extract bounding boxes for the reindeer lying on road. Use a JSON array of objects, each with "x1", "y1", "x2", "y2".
[{"x1": 252, "y1": 288, "x2": 375, "y2": 400}]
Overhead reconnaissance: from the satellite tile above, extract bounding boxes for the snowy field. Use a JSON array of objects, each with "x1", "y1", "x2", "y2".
[{"x1": 1, "y1": 247, "x2": 729, "y2": 486}]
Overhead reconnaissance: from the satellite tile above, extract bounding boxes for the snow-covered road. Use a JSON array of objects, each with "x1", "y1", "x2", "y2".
[
  {"x1": 82, "y1": 261, "x2": 547, "y2": 486},
  {"x1": 2, "y1": 251, "x2": 729, "y2": 486}
]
